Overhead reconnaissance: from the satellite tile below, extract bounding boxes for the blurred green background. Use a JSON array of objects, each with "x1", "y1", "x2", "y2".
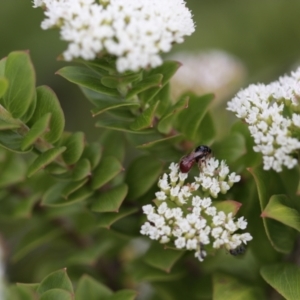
[{"x1": 1, "y1": 0, "x2": 300, "y2": 139}]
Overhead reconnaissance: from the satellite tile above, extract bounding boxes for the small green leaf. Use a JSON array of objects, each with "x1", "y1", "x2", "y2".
[
  {"x1": 37, "y1": 269, "x2": 73, "y2": 295},
  {"x1": 101, "y1": 73, "x2": 142, "y2": 88},
  {"x1": 27, "y1": 146, "x2": 67, "y2": 177},
  {"x1": 176, "y1": 93, "x2": 214, "y2": 140},
  {"x1": 97, "y1": 207, "x2": 138, "y2": 229},
  {"x1": 125, "y1": 156, "x2": 163, "y2": 200},
  {"x1": 91, "y1": 101, "x2": 139, "y2": 117},
  {"x1": 42, "y1": 183, "x2": 93, "y2": 207},
  {"x1": 0, "y1": 76, "x2": 8, "y2": 98},
  {"x1": 21, "y1": 113, "x2": 51, "y2": 150},
  {"x1": 0, "y1": 57, "x2": 6, "y2": 76},
  {"x1": 0, "y1": 130, "x2": 31, "y2": 153},
  {"x1": 57, "y1": 66, "x2": 119, "y2": 97},
  {"x1": 75, "y1": 275, "x2": 112, "y2": 300},
  {"x1": 40, "y1": 289, "x2": 73, "y2": 300},
  {"x1": 126, "y1": 74, "x2": 163, "y2": 100},
  {"x1": 91, "y1": 156, "x2": 123, "y2": 190},
  {"x1": 157, "y1": 95, "x2": 189, "y2": 134},
  {"x1": 91, "y1": 183, "x2": 128, "y2": 213},
  {"x1": 130, "y1": 100, "x2": 160, "y2": 130},
  {"x1": 82, "y1": 142, "x2": 102, "y2": 169},
  {"x1": 3, "y1": 51, "x2": 35, "y2": 119},
  {"x1": 62, "y1": 132, "x2": 85, "y2": 165},
  {"x1": 61, "y1": 179, "x2": 88, "y2": 198},
  {"x1": 213, "y1": 132, "x2": 246, "y2": 163},
  {"x1": 0, "y1": 119, "x2": 20, "y2": 130},
  {"x1": 262, "y1": 195, "x2": 300, "y2": 232},
  {"x1": 7, "y1": 285, "x2": 37, "y2": 300},
  {"x1": 248, "y1": 166, "x2": 296, "y2": 253},
  {"x1": 136, "y1": 134, "x2": 182, "y2": 149},
  {"x1": 0, "y1": 152, "x2": 26, "y2": 187},
  {"x1": 144, "y1": 243, "x2": 184, "y2": 272},
  {"x1": 213, "y1": 200, "x2": 242, "y2": 216},
  {"x1": 213, "y1": 273, "x2": 264, "y2": 300},
  {"x1": 72, "y1": 158, "x2": 92, "y2": 181},
  {"x1": 261, "y1": 263, "x2": 300, "y2": 300},
  {"x1": 30, "y1": 86, "x2": 65, "y2": 143},
  {"x1": 139, "y1": 61, "x2": 181, "y2": 102},
  {"x1": 194, "y1": 112, "x2": 216, "y2": 145}
]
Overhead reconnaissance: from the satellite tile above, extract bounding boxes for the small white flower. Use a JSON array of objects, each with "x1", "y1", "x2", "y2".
[
  {"x1": 236, "y1": 217, "x2": 248, "y2": 230},
  {"x1": 157, "y1": 202, "x2": 168, "y2": 215},
  {"x1": 175, "y1": 237, "x2": 186, "y2": 249},
  {"x1": 155, "y1": 191, "x2": 167, "y2": 201},
  {"x1": 142, "y1": 205, "x2": 154, "y2": 215},
  {"x1": 186, "y1": 238, "x2": 198, "y2": 250}
]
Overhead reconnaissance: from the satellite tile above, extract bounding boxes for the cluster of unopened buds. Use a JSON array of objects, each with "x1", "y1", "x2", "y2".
[{"x1": 140, "y1": 146, "x2": 252, "y2": 262}]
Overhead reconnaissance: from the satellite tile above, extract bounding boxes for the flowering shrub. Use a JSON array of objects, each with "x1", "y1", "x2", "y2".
[{"x1": 1, "y1": 1, "x2": 300, "y2": 299}]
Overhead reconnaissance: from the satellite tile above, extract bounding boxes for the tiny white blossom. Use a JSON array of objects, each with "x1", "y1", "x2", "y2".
[
  {"x1": 175, "y1": 237, "x2": 186, "y2": 249},
  {"x1": 155, "y1": 191, "x2": 167, "y2": 201},
  {"x1": 142, "y1": 205, "x2": 154, "y2": 215}
]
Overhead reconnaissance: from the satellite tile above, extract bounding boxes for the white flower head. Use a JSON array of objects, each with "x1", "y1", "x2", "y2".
[
  {"x1": 140, "y1": 162, "x2": 251, "y2": 261},
  {"x1": 33, "y1": 0, "x2": 195, "y2": 72},
  {"x1": 227, "y1": 66, "x2": 300, "y2": 172}
]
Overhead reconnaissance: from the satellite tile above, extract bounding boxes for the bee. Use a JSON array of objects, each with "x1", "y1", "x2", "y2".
[
  {"x1": 179, "y1": 145, "x2": 212, "y2": 173},
  {"x1": 229, "y1": 245, "x2": 246, "y2": 256}
]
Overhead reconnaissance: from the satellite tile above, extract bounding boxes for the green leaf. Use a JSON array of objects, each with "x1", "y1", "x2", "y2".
[
  {"x1": 0, "y1": 152, "x2": 26, "y2": 187},
  {"x1": 176, "y1": 93, "x2": 214, "y2": 140},
  {"x1": 261, "y1": 263, "x2": 300, "y2": 300},
  {"x1": 213, "y1": 273, "x2": 264, "y2": 300},
  {"x1": 262, "y1": 194, "x2": 300, "y2": 232},
  {"x1": 21, "y1": 113, "x2": 51, "y2": 150},
  {"x1": 107, "y1": 290, "x2": 137, "y2": 300},
  {"x1": 101, "y1": 73, "x2": 142, "y2": 89},
  {"x1": 57, "y1": 66, "x2": 119, "y2": 97},
  {"x1": 0, "y1": 130, "x2": 31, "y2": 153},
  {"x1": 125, "y1": 156, "x2": 163, "y2": 200},
  {"x1": 82, "y1": 142, "x2": 102, "y2": 169},
  {"x1": 37, "y1": 269, "x2": 73, "y2": 295},
  {"x1": 139, "y1": 61, "x2": 181, "y2": 102},
  {"x1": 0, "y1": 76, "x2": 8, "y2": 98},
  {"x1": 91, "y1": 183, "x2": 128, "y2": 213},
  {"x1": 97, "y1": 207, "x2": 138, "y2": 229},
  {"x1": 130, "y1": 100, "x2": 160, "y2": 130},
  {"x1": 91, "y1": 101, "x2": 139, "y2": 117},
  {"x1": 61, "y1": 179, "x2": 88, "y2": 198},
  {"x1": 27, "y1": 146, "x2": 67, "y2": 177},
  {"x1": 72, "y1": 158, "x2": 92, "y2": 181},
  {"x1": 213, "y1": 131, "x2": 246, "y2": 163},
  {"x1": 7, "y1": 285, "x2": 37, "y2": 300},
  {"x1": 136, "y1": 134, "x2": 182, "y2": 149},
  {"x1": 30, "y1": 86, "x2": 65, "y2": 143},
  {"x1": 42, "y1": 183, "x2": 93, "y2": 207},
  {"x1": 91, "y1": 156, "x2": 123, "y2": 190},
  {"x1": 40, "y1": 289, "x2": 73, "y2": 300},
  {"x1": 213, "y1": 200, "x2": 242, "y2": 216},
  {"x1": 144, "y1": 243, "x2": 184, "y2": 272},
  {"x1": 157, "y1": 95, "x2": 189, "y2": 134},
  {"x1": 125, "y1": 74, "x2": 163, "y2": 100},
  {"x1": 248, "y1": 165, "x2": 296, "y2": 253},
  {"x1": 0, "y1": 119, "x2": 20, "y2": 130},
  {"x1": 0, "y1": 57, "x2": 6, "y2": 76},
  {"x1": 3, "y1": 51, "x2": 35, "y2": 119},
  {"x1": 75, "y1": 275, "x2": 112, "y2": 300},
  {"x1": 194, "y1": 112, "x2": 216, "y2": 145},
  {"x1": 62, "y1": 132, "x2": 85, "y2": 165}
]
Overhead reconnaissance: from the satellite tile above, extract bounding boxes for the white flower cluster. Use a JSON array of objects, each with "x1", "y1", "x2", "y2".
[
  {"x1": 227, "y1": 67, "x2": 300, "y2": 172},
  {"x1": 32, "y1": 0, "x2": 195, "y2": 72},
  {"x1": 140, "y1": 162, "x2": 252, "y2": 261},
  {"x1": 170, "y1": 50, "x2": 246, "y2": 101}
]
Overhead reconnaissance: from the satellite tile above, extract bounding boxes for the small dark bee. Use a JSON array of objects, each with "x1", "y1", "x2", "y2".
[
  {"x1": 179, "y1": 145, "x2": 212, "y2": 173},
  {"x1": 229, "y1": 245, "x2": 246, "y2": 256}
]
